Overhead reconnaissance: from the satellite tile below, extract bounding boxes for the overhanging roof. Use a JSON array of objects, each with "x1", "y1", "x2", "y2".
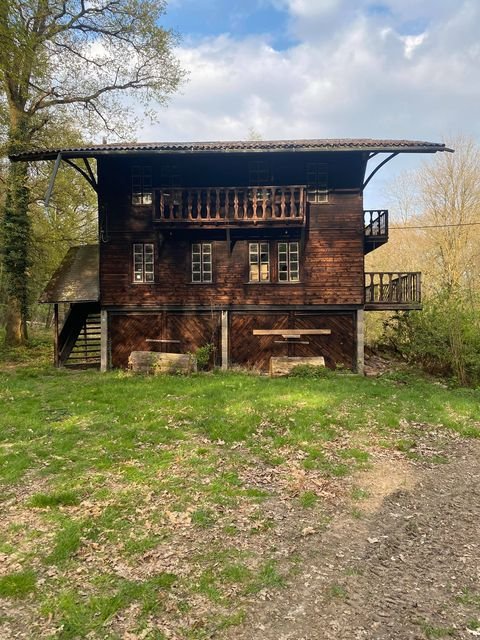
[
  {"x1": 40, "y1": 245, "x2": 99, "y2": 303},
  {"x1": 10, "y1": 138, "x2": 452, "y2": 162}
]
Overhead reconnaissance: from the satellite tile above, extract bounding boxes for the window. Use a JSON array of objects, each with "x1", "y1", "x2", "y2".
[
  {"x1": 192, "y1": 243, "x2": 212, "y2": 283},
  {"x1": 132, "y1": 166, "x2": 153, "y2": 205},
  {"x1": 249, "y1": 242, "x2": 270, "y2": 282},
  {"x1": 278, "y1": 241, "x2": 300, "y2": 282},
  {"x1": 160, "y1": 163, "x2": 181, "y2": 188},
  {"x1": 133, "y1": 243, "x2": 154, "y2": 283},
  {"x1": 248, "y1": 160, "x2": 270, "y2": 186},
  {"x1": 306, "y1": 163, "x2": 328, "y2": 203}
]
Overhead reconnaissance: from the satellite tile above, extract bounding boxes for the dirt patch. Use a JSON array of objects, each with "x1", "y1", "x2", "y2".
[{"x1": 226, "y1": 439, "x2": 480, "y2": 640}]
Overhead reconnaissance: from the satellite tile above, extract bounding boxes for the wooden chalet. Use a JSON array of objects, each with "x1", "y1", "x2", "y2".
[{"x1": 11, "y1": 138, "x2": 451, "y2": 373}]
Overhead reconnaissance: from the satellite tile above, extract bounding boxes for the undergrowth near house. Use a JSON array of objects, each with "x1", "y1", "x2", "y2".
[{"x1": 0, "y1": 351, "x2": 479, "y2": 638}]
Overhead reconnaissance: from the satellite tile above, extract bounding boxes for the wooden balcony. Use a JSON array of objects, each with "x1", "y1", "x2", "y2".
[
  {"x1": 365, "y1": 272, "x2": 422, "y2": 310},
  {"x1": 153, "y1": 186, "x2": 306, "y2": 227},
  {"x1": 364, "y1": 209, "x2": 388, "y2": 254}
]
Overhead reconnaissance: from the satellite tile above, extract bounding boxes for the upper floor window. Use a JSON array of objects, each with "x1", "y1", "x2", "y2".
[
  {"x1": 133, "y1": 243, "x2": 154, "y2": 283},
  {"x1": 249, "y1": 242, "x2": 270, "y2": 282},
  {"x1": 249, "y1": 160, "x2": 270, "y2": 186},
  {"x1": 278, "y1": 241, "x2": 300, "y2": 282},
  {"x1": 132, "y1": 166, "x2": 153, "y2": 205},
  {"x1": 306, "y1": 163, "x2": 328, "y2": 203},
  {"x1": 192, "y1": 243, "x2": 212, "y2": 283},
  {"x1": 160, "y1": 163, "x2": 181, "y2": 188}
]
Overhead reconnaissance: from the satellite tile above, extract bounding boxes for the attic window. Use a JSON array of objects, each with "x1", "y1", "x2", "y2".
[
  {"x1": 160, "y1": 163, "x2": 181, "y2": 187},
  {"x1": 132, "y1": 166, "x2": 153, "y2": 205},
  {"x1": 306, "y1": 163, "x2": 328, "y2": 203},
  {"x1": 249, "y1": 160, "x2": 270, "y2": 186}
]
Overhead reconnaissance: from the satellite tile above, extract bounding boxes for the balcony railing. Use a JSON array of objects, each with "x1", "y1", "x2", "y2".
[
  {"x1": 364, "y1": 209, "x2": 388, "y2": 237},
  {"x1": 364, "y1": 209, "x2": 388, "y2": 254},
  {"x1": 365, "y1": 272, "x2": 422, "y2": 309},
  {"x1": 153, "y1": 186, "x2": 306, "y2": 225}
]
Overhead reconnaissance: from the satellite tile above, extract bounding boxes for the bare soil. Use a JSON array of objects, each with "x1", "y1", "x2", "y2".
[{"x1": 226, "y1": 438, "x2": 480, "y2": 640}]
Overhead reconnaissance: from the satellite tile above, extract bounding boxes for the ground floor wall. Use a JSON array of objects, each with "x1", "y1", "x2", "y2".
[{"x1": 106, "y1": 307, "x2": 359, "y2": 372}]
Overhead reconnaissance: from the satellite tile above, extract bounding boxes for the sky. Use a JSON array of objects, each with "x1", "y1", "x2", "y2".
[{"x1": 136, "y1": 0, "x2": 480, "y2": 206}]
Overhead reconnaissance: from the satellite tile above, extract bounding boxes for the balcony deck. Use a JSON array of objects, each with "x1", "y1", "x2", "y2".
[
  {"x1": 152, "y1": 186, "x2": 306, "y2": 227},
  {"x1": 365, "y1": 272, "x2": 422, "y2": 310}
]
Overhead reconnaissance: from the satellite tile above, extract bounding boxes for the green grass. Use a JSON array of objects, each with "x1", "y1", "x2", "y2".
[
  {"x1": 0, "y1": 352, "x2": 479, "y2": 638},
  {"x1": 0, "y1": 570, "x2": 36, "y2": 598}
]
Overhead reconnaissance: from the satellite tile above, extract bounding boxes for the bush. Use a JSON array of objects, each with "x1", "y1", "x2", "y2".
[{"x1": 379, "y1": 296, "x2": 480, "y2": 387}]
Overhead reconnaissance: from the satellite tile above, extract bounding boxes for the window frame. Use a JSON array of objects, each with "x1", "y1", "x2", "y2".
[
  {"x1": 191, "y1": 242, "x2": 213, "y2": 284},
  {"x1": 248, "y1": 242, "x2": 271, "y2": 283},
  {"x1": 278, "y1": 241, "x2": 300, "y2": 283},
  {"x1": 306, "y1": 162, "x2": 328, "y2": 204},
  {"x1": 133, "y1": 243, "x2": 155, "y2": 283},
  {"x1": 131, "y1": 166, "x2": 153, "y2": 206}
]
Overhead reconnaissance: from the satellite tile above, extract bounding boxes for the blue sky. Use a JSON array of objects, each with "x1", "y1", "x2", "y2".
[{"x1": 136, "y1": 0, "x2": 480, "y2": 207}]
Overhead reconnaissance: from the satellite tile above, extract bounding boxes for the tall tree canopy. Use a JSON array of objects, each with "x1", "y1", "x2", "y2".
[{"x1": 0, "y1": 0, "x2": 184, "y2": 344}]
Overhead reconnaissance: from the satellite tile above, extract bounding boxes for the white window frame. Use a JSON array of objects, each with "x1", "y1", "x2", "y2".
[
  {"x1": 278, "y1": 241, "x2": 300, "y2": 282},
  {"x1": 249, "y1": 242, "x2": 270, "y2": 282},
  {"x1": 133, "y1": 243, "x2": 154, "y2": 283},
  {"x1": 192, "y1": 243, "x2": 212, "y2": 283},
  {"x1": 132, "y1": 166, "x2": 153, "y2": 205},
  {"x1": 306, "y1": 163, "x2": 328, "y2": 203}
]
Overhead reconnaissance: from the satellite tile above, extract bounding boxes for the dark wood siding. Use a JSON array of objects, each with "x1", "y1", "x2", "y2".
[
  {"x1": 100, "y1": 194, "x2": 364, "y2": 308},
  {"x1": 110, "y1": 311, "x2": 221, "y2": 368},
  {"x1": 230, "y1": 311, "x2": 355, "y2": 371}
]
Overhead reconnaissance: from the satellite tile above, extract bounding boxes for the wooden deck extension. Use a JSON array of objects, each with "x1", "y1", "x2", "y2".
[{"x1": 365, "y1": 272, "x2": 422, "y2": 310}]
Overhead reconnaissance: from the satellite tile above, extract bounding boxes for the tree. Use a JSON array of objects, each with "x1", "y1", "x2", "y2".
[
  {"x1": 0, "y1": 0, "x2": 184, "y2": 344},
  {"x1": 367, "y1": 136, "x2": 480, "y2": 385}
]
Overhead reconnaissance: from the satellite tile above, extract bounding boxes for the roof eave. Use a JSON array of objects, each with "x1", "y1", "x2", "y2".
[{"x1": 10, "y1": 144, "x2": 452, "y2": 163}]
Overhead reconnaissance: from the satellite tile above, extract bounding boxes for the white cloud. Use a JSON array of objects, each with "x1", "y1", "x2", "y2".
[{"x1": 139, "y1": 0, "x2": 480, "y2": 161}]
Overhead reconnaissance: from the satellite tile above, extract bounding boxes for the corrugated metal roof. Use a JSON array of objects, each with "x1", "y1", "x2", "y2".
[
  {"x1": 40, "y1": 245, "x2": 99, "y2": 303},
  {"x1": 10, "y1": 138, "x2": 452, "y2": 161}
]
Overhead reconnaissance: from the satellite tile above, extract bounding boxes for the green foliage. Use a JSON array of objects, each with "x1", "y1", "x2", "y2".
[
  {"x1": 380, "y1": 296, "x2": 480, "y2": 386},
  {"x1": 194, "y1": 343, "x2": 216, "y2": 371}
]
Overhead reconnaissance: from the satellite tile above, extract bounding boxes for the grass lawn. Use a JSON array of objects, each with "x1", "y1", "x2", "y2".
[{"x1": 0, "y1": 339, "x2": 479, "y2": 638}]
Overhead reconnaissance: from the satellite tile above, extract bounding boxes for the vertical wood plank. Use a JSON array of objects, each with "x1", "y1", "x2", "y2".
[
  {"x1": 100, "y1": 309, "x2": 108, "y2": 372},
  {"x1": 221, "y1": 310, "x2": 229, "y2": 370},
  {"x1": 356, "y1": 309, "x2": 364, "y2": 375}
]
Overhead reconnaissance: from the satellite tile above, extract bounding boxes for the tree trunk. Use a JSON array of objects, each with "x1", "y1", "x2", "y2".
[
  {"x1": 4, "y1": 297, "x2": 25, "y2": 345},
  {"x1": 2, "y1": 126, "x2": 31, "y2": 346}
]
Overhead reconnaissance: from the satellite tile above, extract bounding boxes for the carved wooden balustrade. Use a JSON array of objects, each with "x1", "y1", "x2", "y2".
[
  {"x1": 365, "y1": 272, "x2": 422, "y2": 309},
  {"x1": 153, "y1": 186, "x2": 306, "y2": 225}
]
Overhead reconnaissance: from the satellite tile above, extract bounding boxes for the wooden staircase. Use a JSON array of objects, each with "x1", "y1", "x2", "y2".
[{"x1": 58, "y1": 303, "x2": 101, "y2": 368}]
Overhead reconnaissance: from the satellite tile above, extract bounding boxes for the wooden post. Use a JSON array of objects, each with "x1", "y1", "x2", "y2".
[
  {"x1": 53, "y1": 304, "x2": 59, "y2": 368},
  {"x1": 356, "y1": 309, "x2": 365, "y2": 375},
  {"x1": 221, "y1": 310, "x2": 229, "y2": 370},
  {"x1": 100, "y1": 309, "x2": 108, "y2": 372}
]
